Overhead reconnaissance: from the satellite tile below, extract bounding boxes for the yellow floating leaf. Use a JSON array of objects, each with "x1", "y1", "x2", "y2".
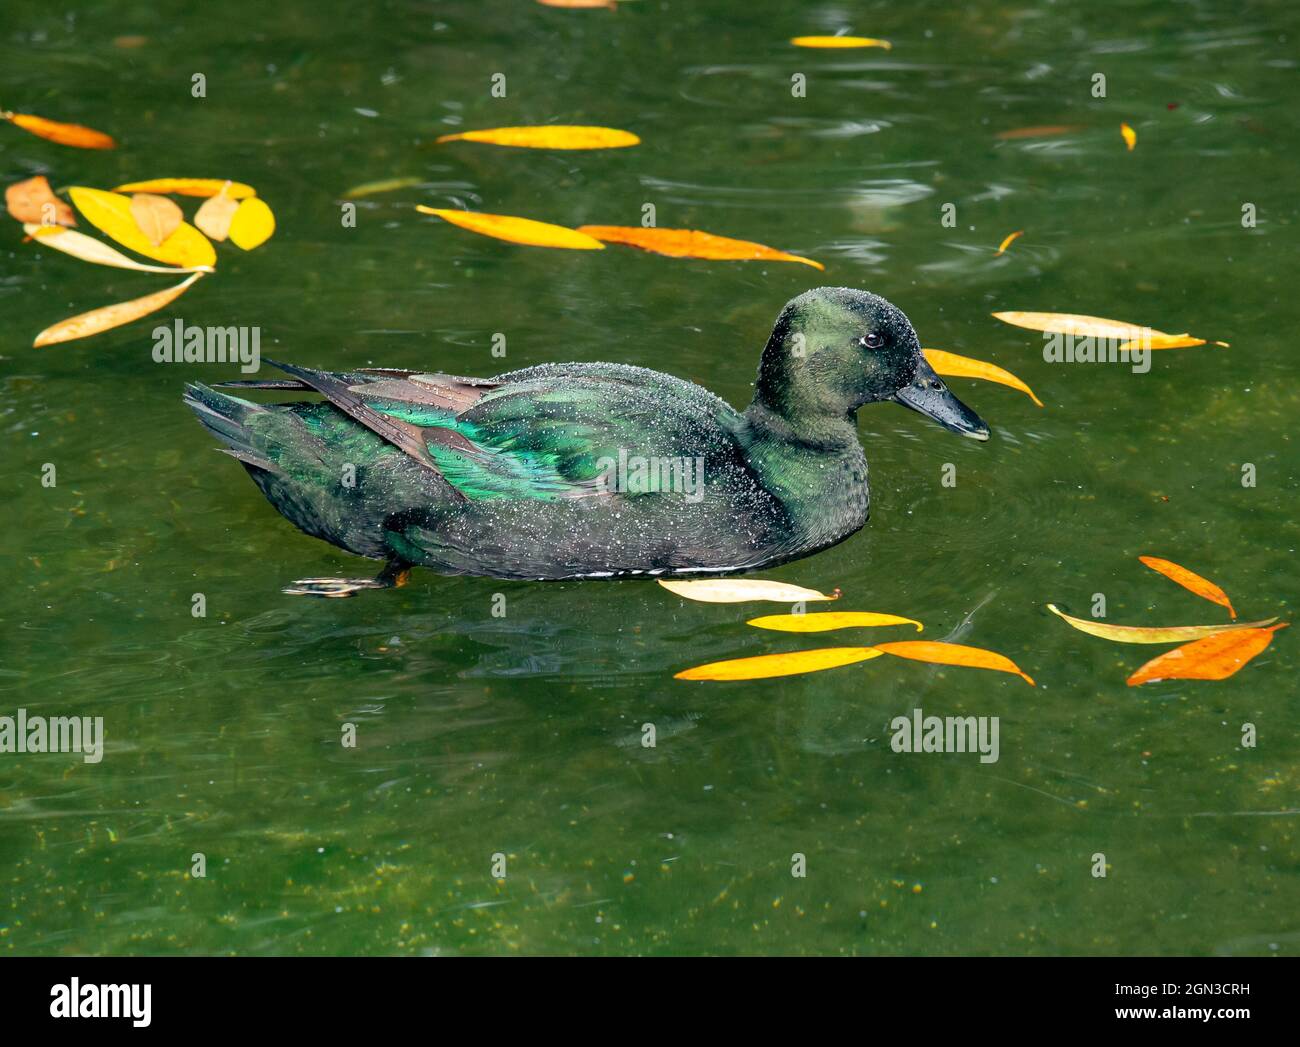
[
  {"x1": 995, "y1": 230, "x2": 1023, "y2": 256},
  {"x1": 992, "y1": 310, "x2": 1220, "y2": 349},
  {"x1": 343, "y1": 176, "x2": 423, "y2": 198},
  {"x1": 1127, "y1": 624, "x2": 1287, "y2": 686},
  {"x1": 129, "y1": 193, "x2": 183, "y2": 246},
  {"x1": 3, "y1": 110, "x2": 116, "y2": 149},
  {"x1": 194, "y1": 188, "x2": 241, "y2": 242},
  {"x1": 923, "y1": 348, "x2": 1043, "y2": 407},
  {"x1": 791, "y1": 36, "x2": 892, "y2": 49},
  {"x1": 1121, "y1": 122, "x2": 1136, "y2": 151},
  {"x1": 435, "y1": 126, "x2": 639, "y2": 149},
  {"x1": 1047, "y1": 604, "x2": 1274, "y2": 644},
  {"x1": 24, "y1": 224, "x2": 213, "y2": 274},
  {"x1": 33, "y1": 273, "x2": 205, "y2": 347},
  {"x1": 1139, "y1": 556, "x2": 1236, "y2": 619},
  {"x1": 870, "y1": 640, "x2": 1035, "y2": 686},
  {"x1": 5, "y1": 175, "x2": 75, "y2": 226},
  {"x1": 417, "y1": 206, "x2": 605, "y2": 250},
  {"x1": 228, "y1": 197, "x2": 276, "y2": 250},
  {"x1": 68, "y1": 187, "x2": 216, "y2": 269},
  {"x1": 995, "y1": 125, "x2": 1084, "y2": 140},
  {"x1": 658, "y1": 578, "x2": 839, "y2": 604},
  {"x1": 112, "y1": 178, "x2": 257, "y2": 199},
  {"x1": 675, "y1": 647, "x2": 882, "y2": 681},
  {"x1": 748, "y1": 611, "x2": 922, "y2": 633},
  {"x1": 577, "y1": 225, "x2": 823, "y2": 270}
]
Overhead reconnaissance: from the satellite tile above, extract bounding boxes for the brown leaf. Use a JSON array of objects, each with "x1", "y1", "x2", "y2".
[
  {"x1": 129, "y1": 193, "x2": 183, "y2": 246},
  {"x1": 194, "y1": 190, "x2": 240, "y2": 242},
  {"x1": 1126, "y1": 624, "x2": 1287, "y2": 686},
  {"x1": 5, "y1": 175, "x2": 75, "y2": 227}
]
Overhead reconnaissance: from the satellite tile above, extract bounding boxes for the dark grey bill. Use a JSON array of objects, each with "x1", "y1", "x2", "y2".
[{"x1": 892, "y1": 357, "x2": 990, "y2": 441}]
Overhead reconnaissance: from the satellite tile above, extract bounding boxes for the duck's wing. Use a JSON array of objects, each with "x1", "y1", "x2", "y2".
[{"x1": 237, "y1": 361, "x2": 745, "y2": 504}]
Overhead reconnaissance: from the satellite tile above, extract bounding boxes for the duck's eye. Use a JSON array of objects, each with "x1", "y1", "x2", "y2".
[{"x1": 861, "y1": 332, "x2": 884, "y2": 349}]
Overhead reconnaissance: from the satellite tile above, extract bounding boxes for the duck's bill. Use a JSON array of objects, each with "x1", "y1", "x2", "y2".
[{"x1": 893, "y1": 366, "x2": 990, "y2": 441}]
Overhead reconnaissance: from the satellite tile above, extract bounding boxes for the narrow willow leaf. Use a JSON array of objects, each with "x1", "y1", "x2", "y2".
[
  {"x1": 870, "y1": 641, "x2": 1035, "y2": 686},
  {"x1": 675, "y1": 647, "x2": 882, "y2": 681},
  {"x1": 1046, "y1": 604, "x2": 1274, "y2": 644},
  {"x1": 1121, "y1": 122, "x2": 1136, "y2": 151},
  {"x1": 5, "y1": 176, "x2": 75, "y2": 226},
  {"x1": 343, "y1": 176, "x2": 422, "y2": 198},
  {"x1": 991, "y1": 310, "x2": 1220, "y2": 349},
  {"x1": 1127, "y1": 624, "x2": 1287, "y2": 686},
  {"x1": 68, "y1": 187, "x2": 216, "y2": 269},
  {"x1": 747, "y1": 612, "x2": 922, "y2": 633},
  {"x1": 3, "y1": 110, "x2": 116, "y2": 149},
  {"x1": 417, "y1": 206, "x2": 605, "y2": 249},
  {"x1": 577, "y1": 225, "x2": 823, "y2": 270},
  {"x1": 923, "y1": 348, "x2": 1043, "y2": 407},
  {"x1": 129, "y1": 192, "x2": 183, "y2": 246},
  {"x1": 34, "y1": 273, "x2": 205, "y2": 347},
  {"x1": 227, "y1": 197, "x2": 276, "y2": 250},
  {"x1": 658, "y1": 578, "x2": 839, "y2": 604},
  {"x1": 1138, "y1": 556, "x2": 1236, "y2": 619},
  {"x1": 112, "y1": 178, "x2": 256, "y2": 198},
  {"x1": 995, "y1": 230, "x2": 1023, "y2": 255},
  {"x1": 536, "y1": 0, "x2": 618, "y2": 7},
  {"x1": 436, "y1": 125, "x2": 639, "y2": 149},
  {"x1": 24, "y1": 224, "x2": 213, "y2": 274},
  {"x1": 995, "y1": 125, "x2": 1084, "y2": 140},
  {"x1": 790, "y1": 36, "x2": 892, "y2": 49}
]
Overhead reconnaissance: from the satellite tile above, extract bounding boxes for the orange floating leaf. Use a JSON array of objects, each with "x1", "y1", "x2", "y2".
[
  {"x1": 1139, "y1": 556, "x2": 1236, "y2": 619},
  {"x1": 995, "y1": 125, "x2": 1084, "y2": 140},
  {"x1": 675, "y1": 647, "x2": 882, "y2": 681},
  {"x1": 3, "y1": 110, "x2": 116, "y2": 149},
  {"x1": 435, "y1": 126, "x2": 639, "y2": 149},
  {"x1": 1126, "y1": 624, "x2": 1287, "y2": 686},
  {"x1": 995, "y1": 230, "x2": 1023, "y2": 256},
  {"x1": 923, "y1": 348, "x2": 1043, "y2": 407},
  {"x1": 33, "y1": 272, "x2": 205, "y2": 347},
  {"x1": 113, "y1": 178, "x2": 257, "y2": 199},
  {"x1": 748, "y1": 611, "x2": 922, "y2": 633},
  {"x1": 870, "y1": 640, "x2": 1035, "y2": 686},
  {"x1": 577, "y1": 225, "x2": 823, "y2": 270},
  {"x1": 1046, "y1": 604, "x2": 1274, "y2": 644},
  {"x1": 5, "y1": 176, "x2": 75, "y2": 227},
  {"x1": 129, "y1": 193, "x2": 183, "y2": 246},
  {"x1": 536, "y1": 0, "x2": 617, "y2": 8},
  {"x1": 791, "y1": 36, "x2": 892, "y2": 49},
  {"x1": 417, "y1": 206, "x2": 605, "y2": 250},
  {"x1": 1121, "y1": 122, "x2": 1137, "y2": 151}
]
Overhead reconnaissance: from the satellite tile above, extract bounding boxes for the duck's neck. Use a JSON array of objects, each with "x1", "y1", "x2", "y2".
[{"x1": 741, "y1": 400, "x2": 870, "y2": 550}]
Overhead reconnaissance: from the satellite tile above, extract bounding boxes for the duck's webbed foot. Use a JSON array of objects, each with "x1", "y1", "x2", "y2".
[{"x1": 282, "y1": 562, "x2": 411, "y2": 598}]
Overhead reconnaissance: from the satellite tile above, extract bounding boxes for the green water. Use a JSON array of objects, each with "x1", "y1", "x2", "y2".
[{"x1": 2, "y1": 0, "x2": 1297, "y2": 956}]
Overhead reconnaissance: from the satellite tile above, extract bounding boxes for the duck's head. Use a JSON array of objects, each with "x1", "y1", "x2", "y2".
[{"x1": 752, "y1": 287, "x2": 989, "y2": 442}]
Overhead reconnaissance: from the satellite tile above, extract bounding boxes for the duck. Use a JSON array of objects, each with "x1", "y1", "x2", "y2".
[{"x1": 184, "y1": 287, "x2": 989, "y2": 596}]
